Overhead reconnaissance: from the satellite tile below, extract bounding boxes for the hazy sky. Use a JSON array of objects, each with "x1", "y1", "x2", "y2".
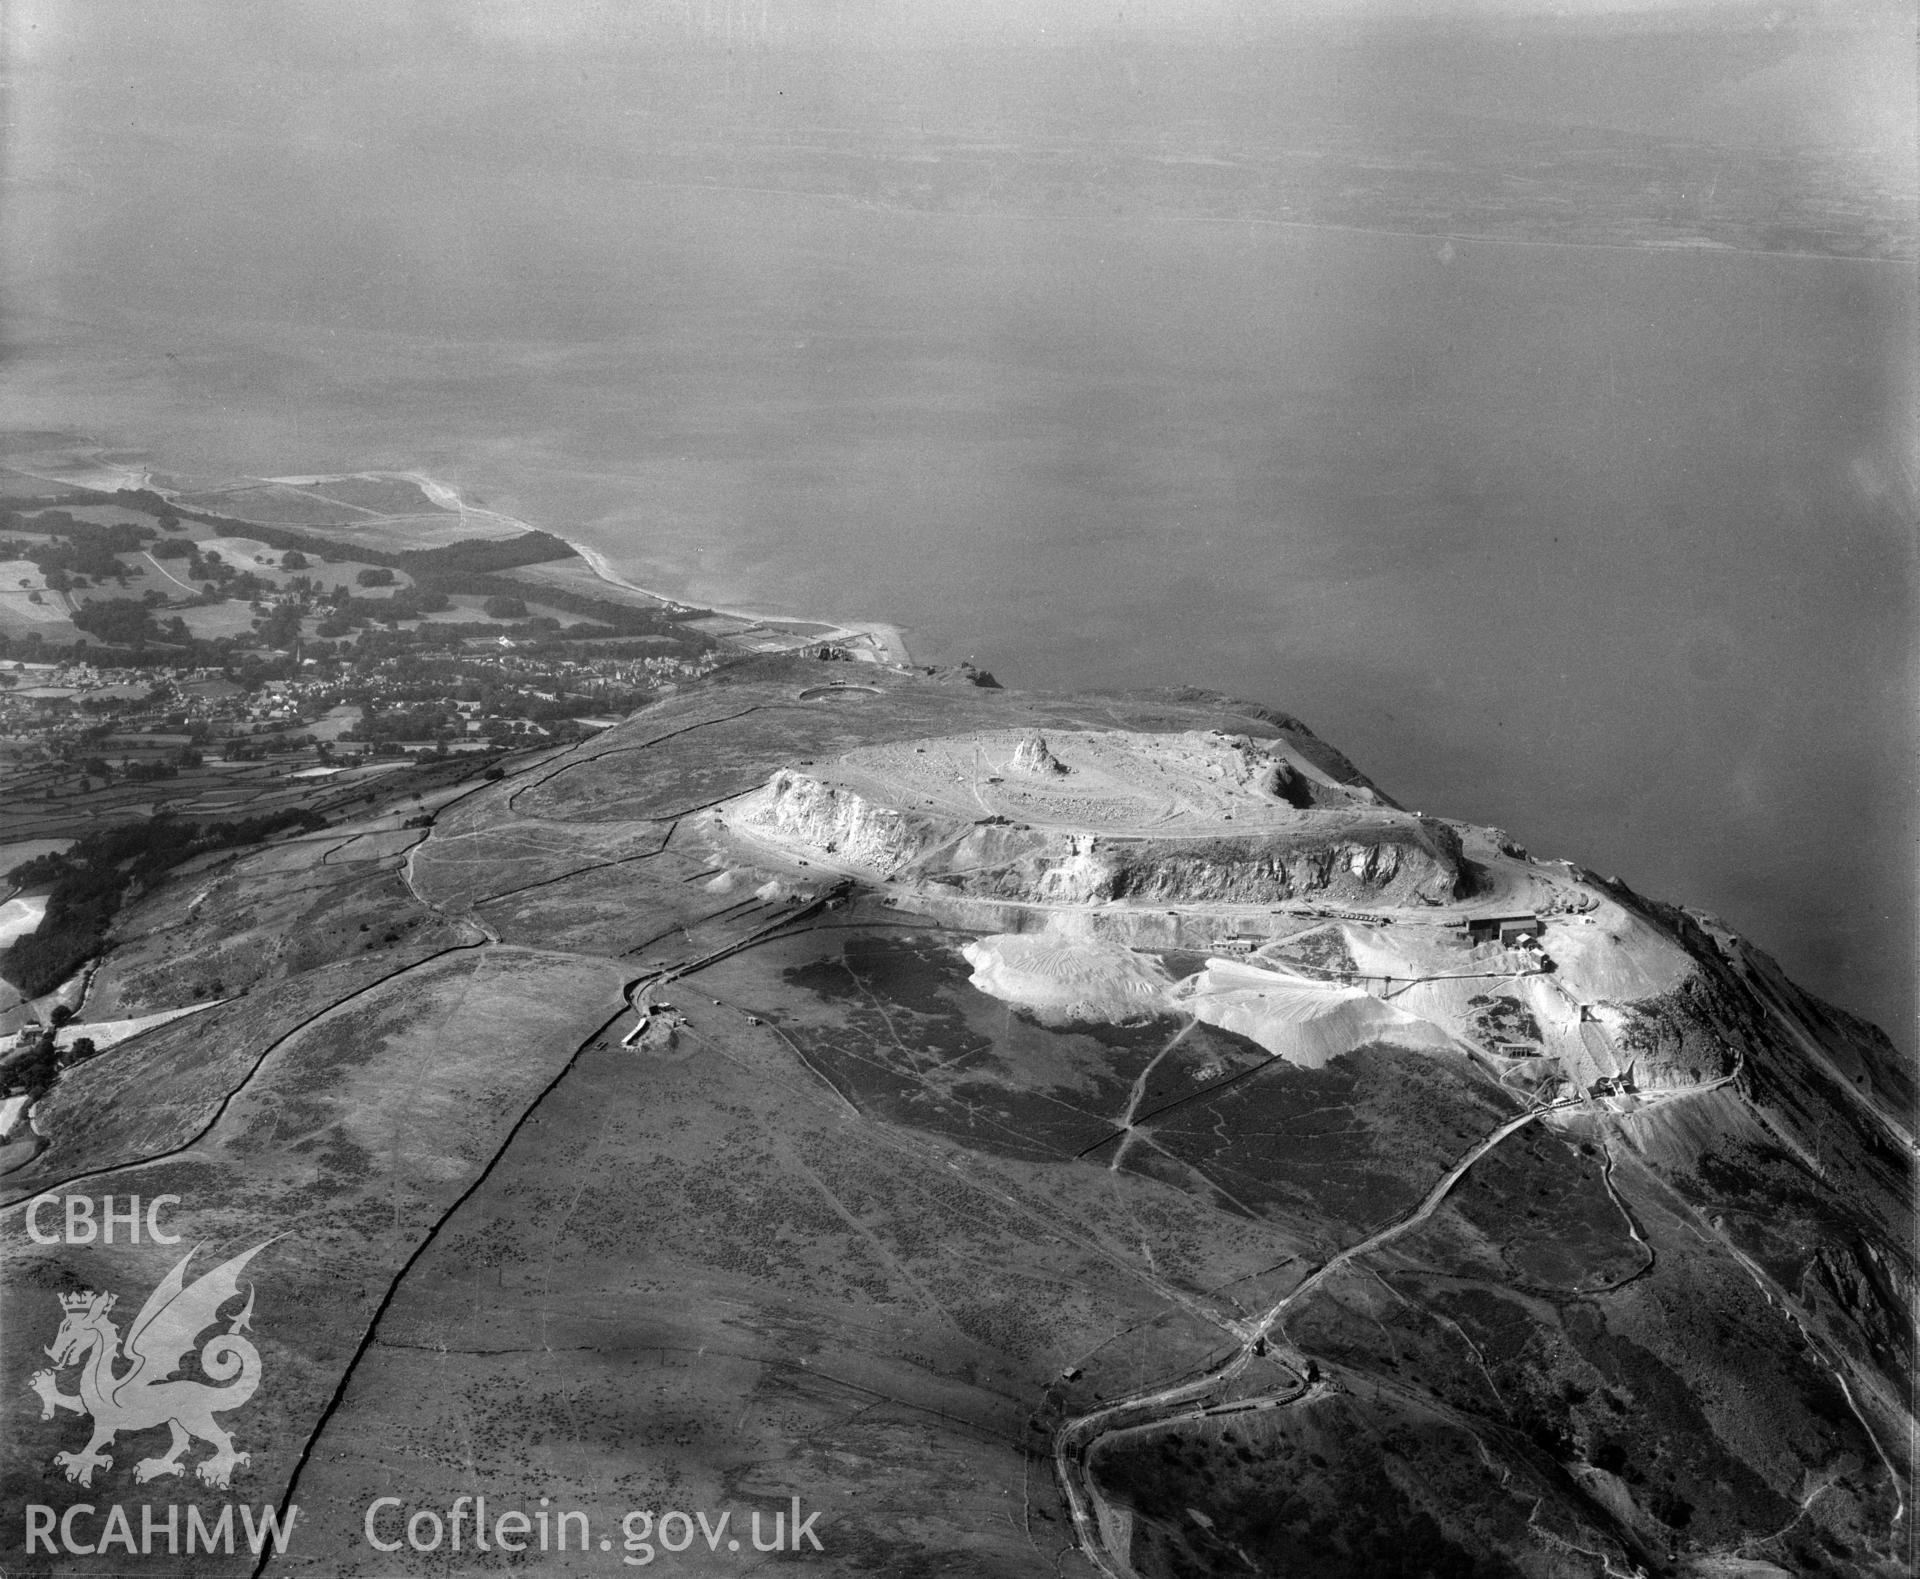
[{"x1": 4, "y1": 0, "x2": 1911, "y2": 53}]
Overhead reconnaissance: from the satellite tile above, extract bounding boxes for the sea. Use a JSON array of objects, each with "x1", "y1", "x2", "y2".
[{"x1": 2, "y1": 17, "x2": 1913, "y2": 1049}]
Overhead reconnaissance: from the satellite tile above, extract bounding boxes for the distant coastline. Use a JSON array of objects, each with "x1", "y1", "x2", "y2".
[
  {"x1": 397, "y1": 472, "x2": 915, "y2": 668},
  {"x1": 243, "y1": 469, "x2": 917, "y2": 667},
  {"x1": 562, "y1": 540, "x2": 910, "y2": 664},
  {"x1": 0, "y1": 444, "x2": 912, "y2": 669}
]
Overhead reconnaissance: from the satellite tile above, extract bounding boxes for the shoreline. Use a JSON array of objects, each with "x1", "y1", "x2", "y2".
[
  {"x1": 555, "y1": 542, "x2": 913, "y2": 669},
  {"x1": 48, "y1": 456, "x2": 916, "y2": 670},
  {"x1": 4, "y1": 446, "x2": 918, "y2": 668},
  {"x1": 255, "y1": 469, "x2": 916, "y2": 667},
  {"x1": 379, "y1": 469, "x2": 913, "y2": 667}
]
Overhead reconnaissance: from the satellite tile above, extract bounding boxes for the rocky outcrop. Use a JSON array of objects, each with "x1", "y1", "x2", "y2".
[
  {"x1": 737, "y1": 771, "x2": 952, "y2": 878},
  {"x1": 1010, "y1": 733, "x2": 1068, "y2": 777},
  {"x1": 737, "y1": 767, "x2": 1467, "y2": 905}
]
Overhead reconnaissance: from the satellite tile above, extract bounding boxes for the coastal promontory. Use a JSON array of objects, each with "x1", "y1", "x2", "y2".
[{"x1": 0, "y1": 654, "x2": 1911, "y2": 1578}]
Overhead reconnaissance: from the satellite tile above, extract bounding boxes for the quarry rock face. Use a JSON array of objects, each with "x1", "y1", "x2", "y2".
[
  {"x1": 6, "y1": 659, "x2": 1910, "y2": 1579},
  {"x1": 742, "y1": 769, "x2": 948, "y2": 877},
  {"x1": 737, "y1": 735, "x2": 1468, "y2": 908},
  {"x1": 950, "y1": 824, "x2": 1465, "y2": 906}
]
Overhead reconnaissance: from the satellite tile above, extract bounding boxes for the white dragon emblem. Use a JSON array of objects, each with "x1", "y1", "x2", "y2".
[{"x1": 28, "y1": 1240, "x2": 272, "y2": 1490}]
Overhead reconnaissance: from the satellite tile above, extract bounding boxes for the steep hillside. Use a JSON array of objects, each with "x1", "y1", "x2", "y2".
[{"x1": 0, "y1": 657, "x2": 1909, "y2": 1579}]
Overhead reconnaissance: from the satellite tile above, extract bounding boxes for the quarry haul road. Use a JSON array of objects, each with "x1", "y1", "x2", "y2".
[
  {"x1": 1051, "y1": 1064, "x2": 1743, "y2": 1579},
  {"x1": 1049, "y1": 1092, "x2": 1582, "y2": 1579}
]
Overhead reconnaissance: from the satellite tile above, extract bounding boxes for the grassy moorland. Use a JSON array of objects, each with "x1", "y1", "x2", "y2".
[{"x1": 0, "y1": 656, "x2": 1909, "y2": 1577}]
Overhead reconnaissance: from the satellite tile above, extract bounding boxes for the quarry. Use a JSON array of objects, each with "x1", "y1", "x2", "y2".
[
  {"x1": 3, "y1": 658, "x2": 1911, "y2": 1578},
  {"x1": 724, "y1": 725, "x2": 1701, "y2": 1103}
]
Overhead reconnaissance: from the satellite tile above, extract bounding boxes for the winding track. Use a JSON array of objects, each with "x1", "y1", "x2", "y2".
[
  {"x1": 1049, "y1": 1063, "x2": 1746, "y2": 1579},
  {"x1": 12, "y1": 698, "x2": 1910, "y2": 1572}
]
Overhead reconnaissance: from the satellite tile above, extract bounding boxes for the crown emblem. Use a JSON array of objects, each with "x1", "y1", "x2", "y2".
[{"x1": 35, "y1": 1242, "x2": 272, "y2": 1493}]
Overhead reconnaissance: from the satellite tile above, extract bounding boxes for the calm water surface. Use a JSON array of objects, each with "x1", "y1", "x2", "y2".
[{"x1": 7, "y1": 188, "x2": 1913, "y2": 1044}]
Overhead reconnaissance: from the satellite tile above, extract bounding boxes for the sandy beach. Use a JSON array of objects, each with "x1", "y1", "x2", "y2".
[
  {"x1": 177, "y1": 466, "x2": 916, "y2": 664},
  {"x1": 563, "y1": 543, "x2": 911, "y2": 665}
]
